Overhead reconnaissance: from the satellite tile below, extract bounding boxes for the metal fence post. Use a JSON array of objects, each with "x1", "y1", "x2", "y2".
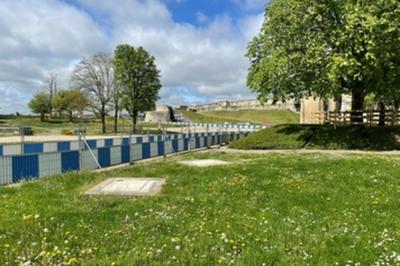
[
  {"x1": 218, "y1": 125, "x2": 221, "y2": 148},
  {"x1": 206, "y1": 124, "x2": 210, "y2": 148},
  {"x1": 78, "y1": 127, "x2": 83, "y2": 168},
  {"x1": 188, "y1": 124, "x2": 192, "y2": 151},
  {"x1": 19, "y1": 126, "x2": 25, "y2": 154},
  {"x1": 162, "y1": 124, "x2": 167, "y2": 158}
]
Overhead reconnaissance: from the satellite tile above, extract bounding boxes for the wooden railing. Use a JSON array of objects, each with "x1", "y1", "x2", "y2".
[{"x1": 314, "y1": 110, "x2": 400, "y2": 126}]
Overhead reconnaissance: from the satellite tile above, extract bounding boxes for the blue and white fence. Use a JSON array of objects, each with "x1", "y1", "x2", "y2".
[
  {"x1": 0, "y1": 134, "x2": 169, "y2": 157},
  {"x1": 165, "y1": 122, "x2": 267, "y2": 131},
  {"x1": 0, "y1": 131, "x2": 246, "y2": 186}
]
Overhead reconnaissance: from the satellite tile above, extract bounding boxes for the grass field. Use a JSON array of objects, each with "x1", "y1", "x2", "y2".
[
  {"x1": 0, "y1": 116, "x2": 163, "y2": 136},
  {"x1": 230, "y1": 124, "x2": 400, "y2": 151},
  {"x1": 1, "y1": 152, "x2": 400, "y2": 265},
  {"x1": 181, "y1": 110, "x2": 299, "y2": 125}
]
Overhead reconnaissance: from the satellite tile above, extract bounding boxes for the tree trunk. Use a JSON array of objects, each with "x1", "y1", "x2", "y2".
[
  {"x1": 394, "y1": 100, "x2": 400, "y2": 126},
  {"x1": 69, "y1": 110, "x2": 73, "y2": 122},
  {"x1": 334, "y1": 95, "x2": 342, "y2": 112},
  {"x1": 40, "y1": 112, "x2": 45, "y2": 122},
  {"x1": 394, "y1": 100, "x2": 400, "y2": 112},
  {"x1": 132, "y1": 114, "x2": 137, "y2": 134},
  {"x1": 113, "y1": 103, "x2": 118, "y2": 133},
  {"x1": 101, "y1": 113, "x2": 106, "y2": 134},
  {"x1": 351, "y1": 90, "x2": 365, "y2": 124},
  {"x1": 378, "y1": 101, "x2": 385, "y2": 126}
]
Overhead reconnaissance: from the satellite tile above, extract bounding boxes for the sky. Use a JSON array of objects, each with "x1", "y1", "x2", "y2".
[{"x1": 0, "y1": 0, "x2": 267, "y2": 114}]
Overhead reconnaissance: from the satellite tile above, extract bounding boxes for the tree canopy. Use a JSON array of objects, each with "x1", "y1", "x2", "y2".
[
  {"x1": 71, "y1": 53, "x2": 117, "y2": 133},
  {"x1": 28, "y1": 92, "x2": 51, "y2": 121},
  {"x1": 247, "y1": 0, "x2": 400, "y2": 116},
  {"x1": 53, "y1": 90, "x2": 88, "y2": 121},
  {"x1": 114, "y1": 44, "x2": 161, "y2": 131}
]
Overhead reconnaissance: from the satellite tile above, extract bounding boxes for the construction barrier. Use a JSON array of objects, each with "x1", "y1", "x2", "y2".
[
  {"x1": 0, "y1": 131, "x2": 246, "y2": 186},
  {"x1": 165, "y1": 122, "x2": 267, "y2": 130}
]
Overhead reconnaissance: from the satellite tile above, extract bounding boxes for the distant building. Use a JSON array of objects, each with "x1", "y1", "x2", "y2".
[
  {"x1": 144, "y1": 105, "x2": 174, "y2": 123},
  {"x1": 300, "y1": 96, "x2": 352, "y2": 124},
  {"x1": 190, "y1": 99, "x2": 299, "y2": 113}
]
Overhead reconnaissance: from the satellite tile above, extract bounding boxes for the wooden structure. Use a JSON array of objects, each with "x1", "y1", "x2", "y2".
[{"x1": 314, "y1": 110, "x2": 400, "y2": 126}]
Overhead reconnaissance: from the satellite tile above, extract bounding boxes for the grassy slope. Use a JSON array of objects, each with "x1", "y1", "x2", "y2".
[
  {"x1": 181, "y1": 109, "x2": 299, "y2": 125},
  {"x1": 1, "y1": 152, "x2": 400, "y2": 265},
  {"x1": 230, "y1": 124, "x2": 400, "y2": 150}
]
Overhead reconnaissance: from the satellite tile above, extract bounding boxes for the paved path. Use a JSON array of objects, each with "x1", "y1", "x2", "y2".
[{"x1": 210, "y1": 146, "x2": 400, "y2": 156}]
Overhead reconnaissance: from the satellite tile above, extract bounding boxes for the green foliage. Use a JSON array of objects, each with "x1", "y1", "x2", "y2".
[
  {"x1": 248, "y1": 0, "x2": 400, "y2": 110},
  {"x1": 230, "y1": 124, "x2": 400, "y2": 150},
  {"x1": 114, "y1": 44, "x2": 161, "y2": 126},
  {"x1": 2, "y1": 152, "x2": 400, "y2": 264},
  {"x1": 28, "y1": 92, "x2": 51, "y2": 121},
  {"x1": 53, "y1": 90, "x2": 88, "y2": 120}
]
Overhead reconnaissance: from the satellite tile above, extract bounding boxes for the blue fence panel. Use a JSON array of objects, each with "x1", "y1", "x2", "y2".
[
  {"x1": 121, "y1": 145, "x2": 130, "y2": 163},
  {"x1": 157, "y1": 142, "x2": 165, "y2": 156},
  {"x1": 61, "y1": 151, "x2": 79, "y2": 173},
  {"x1": 149, "y1": 136, "x2": 154, "y2": 142},
  {"x1": 172, "y1": 139, "x2": 179, "y2": 152},
  {"x1": 57, "y1": 141, "x2": 70, "y2": 152},
  {"x1": 136, "y1": 137, "x2": 143, "y2": 144},
  {"x1": 85, "y1": 140, "x2": 96, "y2": 149},
  {"x1": 184, "y1": 138, "x2": 189, "y2": 151},
  {"x1": 142, "y1": 143, "x2": 150, "y2": 159},
  {"x1": 204, "y1": 136, "x2": 208, "y2": 147},
  {"x1": 195, "y1": 137, "x2": 201, "y2": 149},
  {"x1": 104, "y1": 139, "x2": 113, "y2": 147},
  {"x1": 98, "y1": 147, "x2": 111, "y2": 167},
  {"x1": 0, "y1": 145, "x2": 3, "y2": 156},
  {"x1": 24, "y1": 143, "x2": 43, "y2": 154},
  {"x1": 122, "y1": 138, "x2": 130, "y2": 145},
  {"x1": 12, "y1": 154, "x2": 39, "y2": 182}
]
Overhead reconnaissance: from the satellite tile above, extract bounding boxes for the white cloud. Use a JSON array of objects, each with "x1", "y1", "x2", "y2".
[
  {"x1": 0, "y1": 0, "x2": 108, "y2": 113},
  {"x1": 0, "y1": 0, "x2": 264, "y2": 113}
]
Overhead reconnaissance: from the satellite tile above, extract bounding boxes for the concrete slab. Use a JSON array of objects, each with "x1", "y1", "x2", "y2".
[
  {"x1": 178, "y1": 159, "x2": 230, "y2": 167},
  {"x1": 85, "y1": 177, "x2": 165, "y2": 196}
]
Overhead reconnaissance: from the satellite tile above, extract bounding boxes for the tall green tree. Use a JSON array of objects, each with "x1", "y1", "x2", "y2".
[
  {"x1": 112, "y1": 79, "x2": 121, "y2": 133},
  {"x1": 114, "y1": 44, "x2": 161, "y2": 132},
  {"x1": 28, "y1": 92, "x2": 51, "y2": 121},
  {"x1": 248, "y1": 0, "x2": 400, "y2": 122},
  {"x1": 53, "y1": 90, "x2": 88, "y2": 122}
]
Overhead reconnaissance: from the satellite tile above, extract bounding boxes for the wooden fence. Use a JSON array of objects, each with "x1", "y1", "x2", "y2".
[{"x1": 314, "y1": 110, "x2": 400, "y2": 126}]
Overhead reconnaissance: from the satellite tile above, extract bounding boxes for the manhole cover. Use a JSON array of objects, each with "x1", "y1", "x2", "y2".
[
  {"x1": 85, "y1": 178, "x2": 165, "y2": 196},
  {"x1": 179, "y1": 159, "x2": 230, "y2": 167}
]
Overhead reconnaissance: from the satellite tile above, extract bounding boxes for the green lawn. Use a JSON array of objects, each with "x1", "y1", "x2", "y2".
[
  {"x1": 230, "y1": 124, "x2": 400, "y2": 150},
  {"x1": 1, "y1": 152, "x2": 400, "y2": 265},
  {"x1": 181, "y1": 110, "x2": 299, "y2": 125}
]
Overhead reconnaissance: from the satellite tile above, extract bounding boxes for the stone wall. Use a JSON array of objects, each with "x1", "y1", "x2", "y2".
[
  {"x1": 191, "y1": 99, "x2": 298, "y2": 113},
  {"x1": 300, "y1": 96, "x2": 352, "y2": 124}
]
